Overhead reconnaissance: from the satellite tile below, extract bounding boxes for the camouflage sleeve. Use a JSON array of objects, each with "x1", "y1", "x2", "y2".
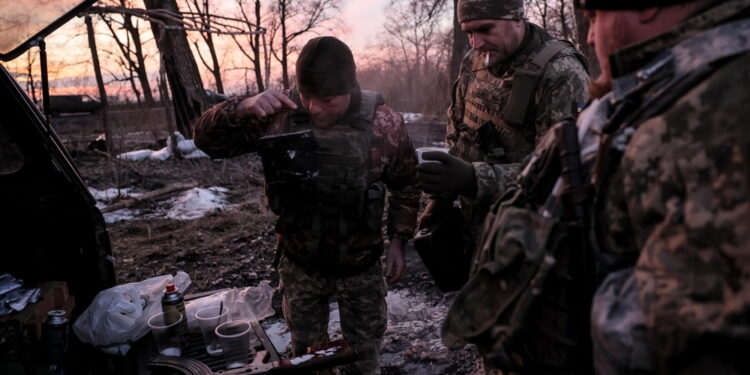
[
  {"x1": 472, "y1": 161, "x2": 521, "y2": 206},
  {"x1": 193, "y1": 96, "x2": 271, "y2": 158},
  {"x1": 631, "y1": 56, "x2": 750, "y2": 372},
  {"x1": 375, "y1": 106, "x2": 420, "y2": 241},
  {"x1": 532, "y1": 53, "x2": 590, "y2": 142}
]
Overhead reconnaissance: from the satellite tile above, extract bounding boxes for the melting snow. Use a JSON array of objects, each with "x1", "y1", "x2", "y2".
[
  {"x1": 260, "y1": 288, "x2": 449, "y2": 366},
  {"x1": 401, "y1": 113, "x2": 423, "y2": 123},
  {"x1": 166, "y1": 187, "x2": 229, "y2": 220},
  {"x1": 103, "y1": 209, "x2": 142, "y2": 224}
]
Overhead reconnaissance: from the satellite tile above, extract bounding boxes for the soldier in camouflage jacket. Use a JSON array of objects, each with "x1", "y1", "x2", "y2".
[
  {"x1": 194, "y1": 37, "x2": 420, "y2": 375},
  {"x1": 577, "y1": 0, "x2": 750, "y2": 373},
  {"x1": 417, "y1": 0, "x2": 590, "y2": 273}
]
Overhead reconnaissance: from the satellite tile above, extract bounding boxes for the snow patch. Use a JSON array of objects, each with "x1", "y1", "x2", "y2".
[
  {"x1": 401, "y1": 112, "x2": 423, "y2": 123},
  {"x1": 88, "y1": 187, "x2": 140, "y2": 202},
  {"x1": 166, "y1": 187, "x2": 229, "y2": 220},
  {"x1": 103, "y1": 209, "x2": 142, "y2": 224},
  {"x1": 264, "y1": 320, "x2": 292, "y2": 354}
]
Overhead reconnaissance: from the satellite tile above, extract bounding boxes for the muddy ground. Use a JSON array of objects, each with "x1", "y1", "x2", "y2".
[{"x1": 52, "y1": 109, "x2": 479, "y2": 375}]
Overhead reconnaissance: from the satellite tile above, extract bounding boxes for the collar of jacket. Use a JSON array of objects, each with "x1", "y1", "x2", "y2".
[{"x1": 610, "y1": 0, "x2": 750, "y2": 78}]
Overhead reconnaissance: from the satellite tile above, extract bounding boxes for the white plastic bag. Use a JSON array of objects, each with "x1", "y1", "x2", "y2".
[
  {"x1": 72, "y1": 271, "x2": 190, "y2": 355},
  {"x1": 184, "y1": 281, "x2": 276, "y2": 330}
]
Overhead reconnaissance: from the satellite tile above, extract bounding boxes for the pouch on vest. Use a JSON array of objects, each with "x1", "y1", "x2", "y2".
[
  {"x1": 363, "y1": 181, "x2": 386, "y2": 234},
  {"x1": 442, "y1": 120, "x2": 594, "y2": 372},
  {"x1": 257, "y1": 130, "x2": 318, "y2": 215},
  {"x1": 414, "y1": 198, "x2": 469, "y2": 292}
]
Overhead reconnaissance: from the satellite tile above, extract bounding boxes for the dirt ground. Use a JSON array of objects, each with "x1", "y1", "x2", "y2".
[{"x1": 52, "y1": 109, "x2": 480, "y2": 375}]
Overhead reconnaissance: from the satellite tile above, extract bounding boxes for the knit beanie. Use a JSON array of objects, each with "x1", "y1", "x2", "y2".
[
  {"x1": 295, "y1": 36, "x2": 357, "y2": 96},
  {"x1": 457, "y1": 0, "x2": 525, "y2": 23}
]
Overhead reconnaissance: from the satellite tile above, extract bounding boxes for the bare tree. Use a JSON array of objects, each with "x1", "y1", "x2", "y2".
[
  {"x1": 231, "y1": 0, "x2": 267, "y2": 92},
  {"x1": 85, "y1": 15, "x2": 114, "y2": 153},
  {"x1": 185, "y1": 0, "x2": 225, "y2": 94},
  {"x1": 24, "y1": 50, "x2": 38, "y2": 105},
  {"x1": 97, "y1": 0, "x2": 156, "y2": 106},
  {"x1": 370, "y1": 0, "x2": 451, "y2": 113},
  {"x1": 269, "y1": 0, "x2": 342, "y2": 89},
  {"x1": 144, "y1": 0, "x2": 210, "y2": 138}
]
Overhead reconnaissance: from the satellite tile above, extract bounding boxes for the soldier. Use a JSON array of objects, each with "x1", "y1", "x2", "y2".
[
  {"x1": 443, "y1": 0, "x2": 750, "y2": 374},
  {"x1": 193, "y1": 36, "x2": 420, "y2": 375},
  {"x1": 577, "y1": 0, "x2": 750, "y2": 373},
  {"x1": 415, "y1": 0, "x2": 590, "y2": 289}
]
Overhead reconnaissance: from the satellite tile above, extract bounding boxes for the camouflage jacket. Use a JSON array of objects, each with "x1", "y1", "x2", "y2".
[
  {"x1": 448, "y1": 22, "x2": 589, "y2": 232},
  {"x1": 592, "y1": 1, "x2": 750, "y2": 372},
  {"x1": 194, "y1": 93, "x2": 420, "y2": 271}
]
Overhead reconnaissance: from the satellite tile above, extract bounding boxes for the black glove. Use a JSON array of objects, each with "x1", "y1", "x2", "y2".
[{"x1": 417, "y1": 151, "x2": 477, "y2": 198}]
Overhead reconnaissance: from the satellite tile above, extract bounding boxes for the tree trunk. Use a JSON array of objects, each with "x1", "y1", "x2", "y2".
[
  {"x1": 450, "y1": 0, "x2": 469, "y2": 81},
  {"x1": 253, "y1": 0, "x2": 265, "y2": 92},
  {"x1": 279, "y1": 0, "x2": 290, "y2": 89},
  {"x1": 85, "y1": 15, "x2": 114, "y2": 153},
  {"x1": 574, "y1": 10, "x2": 599, "y2": 78},
  {"x1": 144, "y1": 0, "x2": 209, "y2": 139},
  {"x1": 123, "y1": 12, "x2": 155, "y2": 106}
]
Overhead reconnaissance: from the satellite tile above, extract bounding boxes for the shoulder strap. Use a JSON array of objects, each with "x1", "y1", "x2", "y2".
[
  {"x1": 354, "y1": 90, "x2": 383, "y2": 129},
  {"x1": 504, "y1": 40, "x2": 582, "y2": 127}
]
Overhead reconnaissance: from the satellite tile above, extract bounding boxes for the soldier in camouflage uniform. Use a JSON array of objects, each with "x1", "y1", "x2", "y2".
[
  {"x1": 443, "y1": 0, "x2": 750, "y2": 374},
  {"x1": 576, "y1": 0, "x2": 750, "y2": 373},
  {"x1": 193, "y1": 36, "x2": 420, "y2": 375},
  {"x1": 416, "y1": 0, "x2": 590, "y2": 278}
]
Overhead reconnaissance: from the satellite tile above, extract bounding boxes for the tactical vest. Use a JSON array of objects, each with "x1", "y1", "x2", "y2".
[
  {"x1": 442, "y1": 15, "x2": 750, "y2": 375},
  {"x1": 268, "y1": 90, "x2": 386, "y2": 274},
  {"x1": 456, "y1": 37, "x2": 587, "y2": 164}
]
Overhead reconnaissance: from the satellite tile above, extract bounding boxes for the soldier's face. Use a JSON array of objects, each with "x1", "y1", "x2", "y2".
[
  {"x1": 299, "y1": 93, "x2": 352, "y2": 127},
  {"x1": 584, "y1": 9, "x2": 649, "y2": 98},
  {"x1": 461, "y1": 19, "x2": 525, "y2": 65}
]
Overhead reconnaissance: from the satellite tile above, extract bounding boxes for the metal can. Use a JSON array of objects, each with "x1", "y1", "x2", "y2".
[
  {"x1": 42, "y1": 309, "x2": 69, "y2": 365},
  {"x1": 161, "y1": 283, "x2": 189, "y2": 347}
]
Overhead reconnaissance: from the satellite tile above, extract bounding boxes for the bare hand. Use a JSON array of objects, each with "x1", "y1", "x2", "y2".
[
  {"x1": 236, "y1": 89, "x2": 297, "y2": 119},
  {"x1": 385, "y1": 238, "x2": 406, "y2": 284}
]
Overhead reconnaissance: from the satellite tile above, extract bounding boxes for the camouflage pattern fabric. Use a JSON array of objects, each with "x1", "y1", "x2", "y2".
[
  {"x1": 457, "y1": 0, "x2": 525, "y2": 22},
  {"x1": 194, "y1": 93, "x2": 421, "y2": 266},
  {"x1": 592, "y1": 1, "x2": 750, "y2": 373},
  {"x1": 279, "y1": 254, "x2": 387, "y2": 375},
  {"x1": 446, "y1": 23, "x2": 589, "y2": 260}
]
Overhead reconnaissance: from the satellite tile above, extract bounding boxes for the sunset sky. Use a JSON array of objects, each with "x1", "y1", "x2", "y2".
[{"x1": 0, "y1": 0, "x2": 451, "y2": 100}]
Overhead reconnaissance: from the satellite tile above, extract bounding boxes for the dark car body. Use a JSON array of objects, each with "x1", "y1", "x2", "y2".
[
  {"x1": 1, "y1": 0, "x2": 118, "y2": 372},
  {"x1": 49, "y1": 94, "x2": 102, "y2": 115}
]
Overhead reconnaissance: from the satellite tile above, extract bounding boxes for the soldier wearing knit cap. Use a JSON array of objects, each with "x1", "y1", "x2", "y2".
[{"x1": 194, "y1": 36, "x2": 420, "y2": 375}]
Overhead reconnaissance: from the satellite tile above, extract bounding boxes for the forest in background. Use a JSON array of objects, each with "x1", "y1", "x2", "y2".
[{"x1": 5, "y1": 0, "x2": 595, "y2": 149}]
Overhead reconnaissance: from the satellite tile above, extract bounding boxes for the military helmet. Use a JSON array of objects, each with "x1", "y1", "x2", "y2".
[
  {"x1": 574, "y1": 0, "x2": 699, "y2": 9},
  {"x1": 296, "y1": 36, "x2": 357, "y2": 97},
  {"x1": 457, "y1": 0, "x2": 524, "y2": 23}
]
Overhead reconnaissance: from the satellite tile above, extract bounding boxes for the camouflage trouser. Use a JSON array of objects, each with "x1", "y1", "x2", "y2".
[{"x1": 279, "y1": 254, "x2": 387, "y2": 375}]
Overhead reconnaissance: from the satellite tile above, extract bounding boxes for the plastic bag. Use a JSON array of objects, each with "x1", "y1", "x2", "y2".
[
  {"x1": 185, "y1": 281, "x2": 276, "y2": 330},
  {"x1": 72, "y1": 271, "x2": 190, "y2": 355}
]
